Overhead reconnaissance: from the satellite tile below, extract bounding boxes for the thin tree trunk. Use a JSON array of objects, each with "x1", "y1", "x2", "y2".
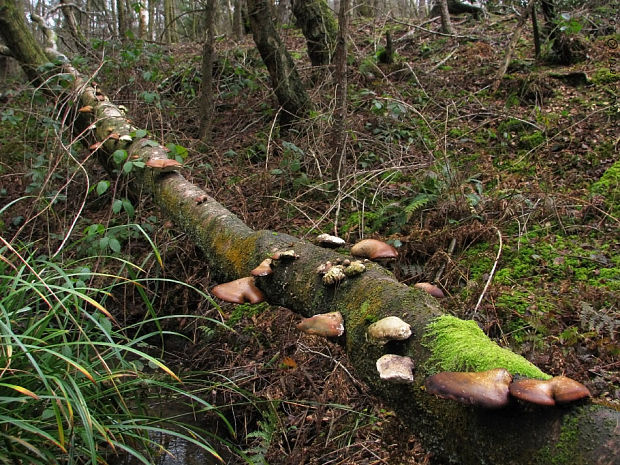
[
  {"x1": 199, "y1": 0, "x2": 215, "y2": 141},
  {"x1": 532, "y1": 3, "x2": 540, "y2": 58},
  {"x1": 331, "y1": 0, "x2": 348, "y2": 174},
  {"x1": 246, "y1": 0, "x2": 312, "y2": 126},
  {"x1": 1, "y1": 5, "x2": 618, "y2": 464},
  {"x1": 492, "y1": 0, "x2": 535, "y2": 91},
  {"x1": 148, "y1": 0, "x2": 155, "y2": 40},
  {"x1": 59, "y1": 0, "x2": 88, "y2": 49},
  {"x1": 116, "y1": 0, "x2": 126, "y2": 39},
  {"x1": 438, "y1": 0, "x2": 453, "y2": 34},
  {"x1": 233, "y1": 0, "x2": 243, "y2": 39}
]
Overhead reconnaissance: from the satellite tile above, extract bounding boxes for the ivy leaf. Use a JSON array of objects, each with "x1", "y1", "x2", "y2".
[
  {"x1": 113, "y1": 149, "x2": 128, "y2": 165},
  {"x1": 96, "y1": 180, "x2": 110, "y2": 195},
  {"x1": 112, "y1": 199, "x2": 123, "y2": 214},
  {"x1": 109, "y1": 237, "x2": 121, "y2": 253}
]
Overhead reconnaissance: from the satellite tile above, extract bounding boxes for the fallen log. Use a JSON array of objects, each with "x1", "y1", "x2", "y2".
[{"x1": 1, "y1": 5, "x2": 618, "y2": 464}]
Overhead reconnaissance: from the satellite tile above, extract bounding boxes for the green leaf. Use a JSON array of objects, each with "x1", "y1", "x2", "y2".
[
  {"x1": 123, "y1": 161, "x2": 134, "y2": 173},
  {"x1": 134, "y1": 129, "x2": 148, "y2": 138},
  {"x1": 109, "y1": 237, "x2": 121, "y2": 253},
  {"x1": 96, "y1": 180, "x2": 110, "y2": 196},
  {"x1": 122, "y1": 199, "x2": 135, "y2": 217},
  {"x1": 99, "y1": 236, "x2": 109, "y2": 250},
  {"x1": 112, "y1": 149, "x2": 128, "y2": 164},
  {"x1": 112, "y1": 199, "x2": 123, "y2": 214}
]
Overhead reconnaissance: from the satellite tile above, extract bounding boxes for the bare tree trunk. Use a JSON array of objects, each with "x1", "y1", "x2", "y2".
[
  {"x1": 246, "y1": 0, "x2": 312, "y2": 126},
  {"x1": 199, "y1": 0, "x2": 215, "y2": 141},
  {"x1": 1, "y1": 5, "x2": 618, "y2": 464},
  {"x1": 116, "y1": 0, "x2": 127, "y2": 39},
  {"x1": 532, "y1": 3, "x2": 540, "y2": 58},
  {"x1": 233, "y1": 0, "x2": 243, "y2": 39},
  {"x1": 138, "y1": 2, "x2": 148, "y2": 39},
  {"x1": 331, "y1": 0, "x2": 348, "y2": 173},
  {"x1": 59, "y1": 0, "x2": 88, "y2": 49},
  {"x1": 291, "y1": 0, "x2": 338, "y2": 67},
  {"x1": 164, "y1": 0, "x2": 178, "y2": 43},
  {"x1": 148, "y1": 0, "x2": 155, "y2": 40},
  {"x1": 492, "y1": 0, "x2": 535, "y2": 91},
  {"x1": 438, "y1": 0, "x2": 453, "y2": 34}
]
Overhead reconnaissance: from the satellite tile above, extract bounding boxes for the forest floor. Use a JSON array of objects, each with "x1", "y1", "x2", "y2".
[{"x1": 0, "y1": 7, "x2": 618, "y2": 465}]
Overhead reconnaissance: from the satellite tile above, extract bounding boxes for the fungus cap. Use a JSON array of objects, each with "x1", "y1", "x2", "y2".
[
  {"x1": 251, "y1": 258, "x2": 274, "y2": 277},
  {"x1": 414, "y1": 282, "x2": 445, "y2": 298},
  {"x1": 367, "y1": 316, "x2": 412, "y2": 344},
  {"x1": 376, "y1": 354, "x2": 415, "y2": 384},
  {"x1": 211, "y1": 277, "x2": 265, "y2": 304},
  {"x1": 296, "y1": 312, "x2": 344, "y2": 338},
  {"x1": 350, "y1": 239, "x2": 398, "y2": 260},
  {"x1": 508, "y1": 378, "x2": 555, "y2": 406},
  {"x1": 425, "y1": 368, "x2": 512, "y2": 408},
  {"x1": 145, "y1": 158, "x2": 182, "y2": 172},
  {"x1": 551, "y1": 376, "x2": 591, "y2": 403},
  {"x1": 317, "y1": 233, "x2": 346, "y2": 248}
]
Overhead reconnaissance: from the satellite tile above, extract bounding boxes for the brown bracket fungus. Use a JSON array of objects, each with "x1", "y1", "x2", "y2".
[
  {"x1": 425, "y1": 368, "x2": 513, "y2": 408},
  {"x1": 145, "y1": 158, "x2": 183, "y2": 173},
  {"x1": 350, "y1": 239, "x2": 398, "y2": 261},
  {"x1": 316, "y1": 233, "x2": 346, "y2": 248},
  {"x1": 296, "y1": 311, "x2": 344, "y2": 338},
  {"x1": 414, "y1": 282, "x2": 445, "y2": 298},
  {"x1": 376, "y1": 354, "x2": 415, "y2": 384},
  {"x1": 509, "y1": 375, "x2": 590, "y2": 406},
  {"x1": 211, "y1": 277, "x2": 265, "y2": 304},
  {"x1": 270, "y1": 249, "x2": 299, "y2": 261},
  {"x1": 367, "y1": 316, "x2": 412, "y2": 345},
  {"x1": 251, "y1": 258, "x2": 274, "y2": 277}
]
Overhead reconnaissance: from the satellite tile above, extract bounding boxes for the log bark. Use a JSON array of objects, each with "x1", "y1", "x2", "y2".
[{"x1": 1, "y1": 6, "x2": 618, "y2": 465}]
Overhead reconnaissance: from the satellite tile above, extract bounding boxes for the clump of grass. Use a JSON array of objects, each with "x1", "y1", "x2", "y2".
[{"x1": 0, "y1": 235, "x2": 231, "y2": 464}]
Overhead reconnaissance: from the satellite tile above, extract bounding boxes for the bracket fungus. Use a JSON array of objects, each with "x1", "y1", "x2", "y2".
[
  {"x1": 425, "y1": 368, "x2": 513, "y2": 408},
  {"x1": 211, "y1": 277, "x2": 265, "y2": 304},
  {"x1": 414, "y1": 282, "x2": 445, "y2": 298},
  {"x1": 343, "y1": 260, "x2": 366, "y2": 277},
  {"x1": 296, "y1": 312, "x2": 344, "y2": 338},
  {"x1": 367, "y1": 316, "x2": 412, "y2": 345},
  {"x1": 270, "y1": 249, "x2": 299, "y2": 261},
  {"x1": 315, "y1": 261, "x2": 341, "y2": 284},
  {"x1": 145, "y1": 158, "x2": 183, "y2": 173},
  {"x1": 251, "y1": 258, "x2": 274, "y2": 277},
  {"x1": 316, "y1": 233, "x2": 346, "y2": 248},
  {"x1": 351, "y1": 239, "x2": 398, "y2": 261},
  {"x1": 509, "y1": 376, "x2": 590, "y2": 406},
  {"x1": 376, "y1": 354, "x2": 415, "y2": 384}
]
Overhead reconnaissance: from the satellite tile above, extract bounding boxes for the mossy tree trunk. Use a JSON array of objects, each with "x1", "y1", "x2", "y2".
[
  {"x1": 1, "y1": 5, "x2": 618, "y2": 464},
  {"x1": 291, "y1": 0, "x2": 338, "y2": 67},
  {"x1": 246, "y1": 0, "x2": 312, "y2": 126},
  {"x1": 0, "y1": 0, "x2": 49, "y2": 82}
]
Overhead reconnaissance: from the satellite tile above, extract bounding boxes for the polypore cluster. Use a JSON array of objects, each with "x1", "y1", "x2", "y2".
[{"x1": 425, "y1": 369, "x2": 590, "y2": 408}]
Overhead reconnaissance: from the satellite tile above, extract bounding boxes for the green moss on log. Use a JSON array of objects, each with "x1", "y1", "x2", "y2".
[{"x1": 422, "y1": 315, "x2": 551, "y2": 379}]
